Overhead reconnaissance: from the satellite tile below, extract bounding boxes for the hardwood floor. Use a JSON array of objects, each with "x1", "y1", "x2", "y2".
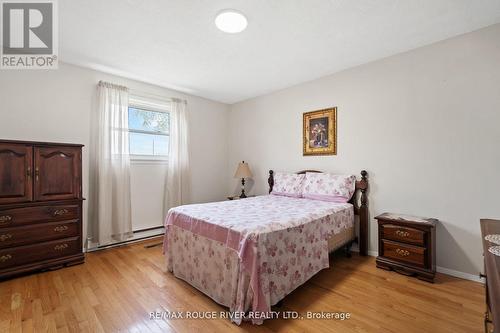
[{"x1": 0, "y1": 237, "x2": 484, "y2": 332}]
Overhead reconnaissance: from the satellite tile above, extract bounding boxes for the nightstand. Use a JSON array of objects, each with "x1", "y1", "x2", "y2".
[
  {"x1": 375, "y1": 213, "x2": 437, "y2": 283},
  {"x1": 227, "y1": 195, "x2": 255, "y2": 200}
]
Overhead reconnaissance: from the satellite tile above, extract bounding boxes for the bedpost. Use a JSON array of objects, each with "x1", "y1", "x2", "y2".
[
  {"x1": 268, "y1": 170, "x2": 274, "y2": 193},
  {"x1": 358, "y1": 170, "x2": 368, "y2": 256}
]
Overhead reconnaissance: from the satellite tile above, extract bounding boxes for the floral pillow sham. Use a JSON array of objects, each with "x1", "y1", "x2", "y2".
[
  {"x1": 302, "y1": 172, "x2": 356, "y2": 203},
  {"x1": 271, "y1": 172, "x2": 305, "y2": 197}
]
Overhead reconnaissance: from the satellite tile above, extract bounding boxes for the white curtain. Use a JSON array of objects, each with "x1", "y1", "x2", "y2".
[
  {"x1": 90, "y1": 81, "x2": 133, "y2": 246},
  {"x1": 164, "y1": 98, "x2": 190, "y2": 216}
]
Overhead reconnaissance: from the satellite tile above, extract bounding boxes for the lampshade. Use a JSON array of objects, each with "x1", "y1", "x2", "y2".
[{"x1": 234, "y1": 161, "x2": 253, "y2": 179}]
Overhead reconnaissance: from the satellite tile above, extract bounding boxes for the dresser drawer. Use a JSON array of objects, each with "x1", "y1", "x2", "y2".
[
  {"x1": 382, "y1": 240, "x2": 426, "y2": 268},
  {"x1": 0, "y1": 204, "x2": 78, "y2": 228},
  {"x1": 0, "y1": 220, "x2": 79, "y2": 249},
  {"x1": 0, "y1": 237, "x2": 80, "y2": 269},
  {"x1": 381, "y1": 224, "x2": 425, "y2": 246}
]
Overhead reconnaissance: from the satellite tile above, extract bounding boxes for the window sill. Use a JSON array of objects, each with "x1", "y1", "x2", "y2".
[{"x1": 131, "y1": 158, "x2": 168, "y2": 165}]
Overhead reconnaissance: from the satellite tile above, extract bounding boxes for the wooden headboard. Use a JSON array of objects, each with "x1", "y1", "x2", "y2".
[{"x1": 268, "y1": 170, "x2": 369, "y2": 256}]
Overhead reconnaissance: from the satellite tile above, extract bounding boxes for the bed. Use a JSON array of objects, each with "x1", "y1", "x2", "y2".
[{"x1": 163, "y1": 170, "x2": 368, "y2": 325}]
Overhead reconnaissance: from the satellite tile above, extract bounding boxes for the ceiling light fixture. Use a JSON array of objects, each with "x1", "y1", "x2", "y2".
[{"x1": 215, "y1": 10, "x2": 248, "y2": 33}]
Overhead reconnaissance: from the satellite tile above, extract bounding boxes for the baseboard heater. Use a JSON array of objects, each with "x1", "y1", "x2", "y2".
[{"x1": 86, "y1": 226, "x2": 164, "y2": 252}]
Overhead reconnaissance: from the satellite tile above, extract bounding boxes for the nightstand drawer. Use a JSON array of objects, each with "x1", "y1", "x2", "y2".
[
  {"x1": 381, "y1": 224, "x2": 425, "y2": 246},
  {"x1": 382, "y1": 240, "x2": 426, "y2": 268}
]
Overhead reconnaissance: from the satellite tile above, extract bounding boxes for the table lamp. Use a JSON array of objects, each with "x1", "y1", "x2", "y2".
[{"x1": 234, "y1": 161, "x2": 253, "y2": 198}]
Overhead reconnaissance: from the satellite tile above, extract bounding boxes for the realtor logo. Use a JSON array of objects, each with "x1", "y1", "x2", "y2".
[{"x1": 1, "y1": 0, "x2": 58, "y2": 69}]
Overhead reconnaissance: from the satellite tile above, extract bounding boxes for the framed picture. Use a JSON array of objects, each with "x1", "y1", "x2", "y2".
[{"x1": 303, "y1": 107, "x2": 337, "y2": 156}]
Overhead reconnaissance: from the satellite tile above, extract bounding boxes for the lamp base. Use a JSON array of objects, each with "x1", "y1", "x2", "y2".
[{"x1": 239, "y1": 178, "x2": 247, "y2": 198}]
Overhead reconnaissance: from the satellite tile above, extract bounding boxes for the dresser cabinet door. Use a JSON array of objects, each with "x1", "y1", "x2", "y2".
[
  {"x1": 34, "y1": 147, "x2": 81, "y2": 201},
  {"x1": 0, "y1": 143, "x2": 33, "y2": 204}
]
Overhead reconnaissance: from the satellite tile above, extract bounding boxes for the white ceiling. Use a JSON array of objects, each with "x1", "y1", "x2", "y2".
[{"x1": 60, "y1": 0, "x2": 500, "y2": 104}]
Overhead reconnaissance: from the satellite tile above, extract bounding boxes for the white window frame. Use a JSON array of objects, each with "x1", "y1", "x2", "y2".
[{"x1": 128, "y1": 95, "x2": 170, "y2": 163}]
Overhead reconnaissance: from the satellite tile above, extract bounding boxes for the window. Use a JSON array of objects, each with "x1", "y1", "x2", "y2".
[{"x1": 128, "y1": 107, "x2": 169, "y2": 159}]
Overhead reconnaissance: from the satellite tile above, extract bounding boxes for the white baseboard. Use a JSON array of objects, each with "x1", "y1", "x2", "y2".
[
  {"x1": 350, "y1": 247, "x2": 484, "y2": 284},
  {"x1": 436, "y1": 266, "x2": 484, "y2": 283}
]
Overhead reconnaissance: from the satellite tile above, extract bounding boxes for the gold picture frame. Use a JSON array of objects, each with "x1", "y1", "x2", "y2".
[{"x1": 303, "y1": 107, "x2": 337, "y2": 156}]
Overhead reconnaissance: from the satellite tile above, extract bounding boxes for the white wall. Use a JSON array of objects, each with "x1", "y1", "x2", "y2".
[
  {"x1": 0, "y1": 62, "x2": 230, "y2": 244},
  {"x1": 228, "y1": 24, "x2": 500, "y2": 276}
]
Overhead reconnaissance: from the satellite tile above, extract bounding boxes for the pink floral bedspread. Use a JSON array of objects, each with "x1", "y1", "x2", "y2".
[{"x1": 163, "y1": 195, "x2": 353, "y2": 324}]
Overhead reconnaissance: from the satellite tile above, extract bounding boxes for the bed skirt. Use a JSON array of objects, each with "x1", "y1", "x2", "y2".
[{"x1": 164, "y1": 225, "x2": 355, "y2": 324}]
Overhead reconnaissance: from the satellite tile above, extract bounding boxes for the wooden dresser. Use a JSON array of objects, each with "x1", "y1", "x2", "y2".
[
  {"x1": 375, "y1": 213, "x2": 437, "y2": 282},
  {"x1": 480, "y1": 219, "x2": 500, "y2": 333},
  {"x1": 0, "y1": 140, "x2": 84, "y2": 279}
]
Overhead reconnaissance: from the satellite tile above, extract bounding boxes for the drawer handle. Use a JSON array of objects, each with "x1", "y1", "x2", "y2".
[
  {"x1": 54, "y1": 226, "x2": 69, "y2": 232},
  {"x1": 0, "y1": 254, "x2": 12, "y2": 262},
  {"x1": 395, "y1": 230, "x2": 410, "y2": 237},
  {"x1": 53, "y1": 209, "x2": 69, "y2": 216},
  {"x1": 485, "y1": 311, "x2": 492, "y2": 323},
  {"x1": 0, "y1": 234, "x2": 13, "y2": 242},
  {"x1": 54, "y1": 244, "x2": 69, "y2": 251},
  {"x1": 0, "y1": 215, "x2": 12, "y2": 224},
  {"x1": 395, "y1": 248, "x2": 410, "y2": 257}
]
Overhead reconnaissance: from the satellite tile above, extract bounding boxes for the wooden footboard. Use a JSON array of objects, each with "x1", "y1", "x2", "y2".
[{"x1": 268, "y1": 169, "x2": 369, "y2": 256}]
